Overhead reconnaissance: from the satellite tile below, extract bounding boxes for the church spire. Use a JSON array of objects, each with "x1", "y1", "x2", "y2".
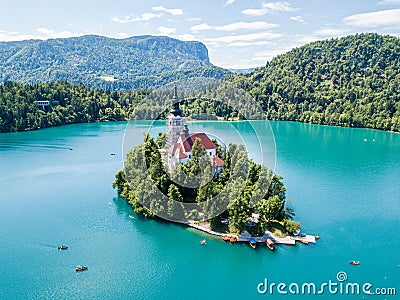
[{"x1": 170, "y1": 85, "x2": 182, "y2": 117}]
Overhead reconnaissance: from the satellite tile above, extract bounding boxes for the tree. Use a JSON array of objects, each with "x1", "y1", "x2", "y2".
[
  {"x1": 283, "y1": 219, "x2": 301, "y2": 235},
  {"x1": 167, "y1": 184, "x2": 186, "y2": 220}
]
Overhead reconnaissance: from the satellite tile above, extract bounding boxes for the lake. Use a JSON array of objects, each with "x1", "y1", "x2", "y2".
[{"x1": 0, "y1": 121, "x2": 399, "y2": 299}]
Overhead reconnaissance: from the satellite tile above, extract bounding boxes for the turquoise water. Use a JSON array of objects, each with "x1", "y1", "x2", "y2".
[{"x1": 0, "y1": 121, "x2": 399, "y2": 299}]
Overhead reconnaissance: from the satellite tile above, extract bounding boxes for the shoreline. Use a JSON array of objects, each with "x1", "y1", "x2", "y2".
[{"x1": 2, "y1": 119, "x2": 400, "y2": 135}]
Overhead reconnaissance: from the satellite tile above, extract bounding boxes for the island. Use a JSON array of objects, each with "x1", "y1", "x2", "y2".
[{"x1": 112, "y1": 88, "x2": 313, "y2": 248}]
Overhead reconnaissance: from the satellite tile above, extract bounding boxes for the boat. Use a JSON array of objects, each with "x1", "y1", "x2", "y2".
[
  {"x1": 249, "y1": 237, "x2": 257, "y2": 249},
  {"x1": 315, "y1": 235, "x2": 320, "y2": 240},
  {"x1": 75, "y1": 266, "x2": 88, "y2": 272},
  {"x1": 229, "y1": 236, "x2": 237, "y2": 243},
  {"x1": 200, "y1": 239, "x2": 206, "y2": 245},
  {"x1": 221, "y1": 235, "x2": 229, "y2": 241},
  {"x1": 299, "y1": 239, "x2": 309, "y2": 245},
  {"x1": 129, "y1": 215, "x2": 135, "y2": 219},
  {"x1": 266, "y1": 239, "x2": 275, "y2": 251},
  {"x1": 108, "y1": 202, "x2": 113, "y2": 206},
  {"x1": 300, "y1": 233, "x2": 306, "y2": 237},
  {"x1": 349, "y1": 261, "x2": 360, "y2": 266},
  {"x1": 58, "y1": 245, "x2": 68, "y2": 250}
]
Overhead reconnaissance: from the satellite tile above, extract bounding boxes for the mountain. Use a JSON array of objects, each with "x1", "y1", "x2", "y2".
[
  {"x1": 0, "y1": 35, "x2": 229, "y2": 90},
  {"x1": 228, "y1": 67, "x2": 257, "y2": 74},
  {"x1": 231, "y1": 33, "x2": 400, "y2": 132}
]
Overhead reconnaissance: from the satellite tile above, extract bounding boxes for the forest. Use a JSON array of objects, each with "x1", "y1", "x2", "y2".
[
  {"x1": 230, "y1": 33, "x2": 400, "y2": 132},
  {"x1": 0, "y1": 35, "x2": 228, "y2": 90},
  {"x1": 0, "y1": 81, "x2": 148, "y2": 132},
  {"x1": 112, "y1": 133, "x2": 300, "y2": 235}
]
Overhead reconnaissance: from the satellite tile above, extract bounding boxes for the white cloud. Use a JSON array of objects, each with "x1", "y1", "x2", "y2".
[
  {"x1": 228, "y1": 41, "x2": 270, "y2": 47},
  {"x1": 206, "y1": 31, "x2": 281, "y2": 43},
  {"x1": 295, "y1": 35, "x2": 319, "y2": 45},
  {"x1": 343, "y1": 9, "x2": 400, "y2": 27},
  {"x1": 242, "y1": 1, "x2": 297, "y2": 16},
  {"x1": 170, "y1": 34, "x2": 195, "y2": 41},
  {"x1": 241, "y1": 8, "x2": 269, "y2": 16},
  {"x1": 224, "y1": 0, "x2": 235, "y2": 5},
  {"x1": 111, "y1": 13, "x2": 162, "y2": 23},
  {"x1": 152, "y1": 6, "x2": 184, "y2": 16},
  {"x1": 291, "y1": 16, "x2": 305, "y2": 23},
  {"x1": 187, "y1": 17, "x2": 202, "y2": 21},
  {"x1": 157, "y1": 26, "x2": 176, "y2": 34},
  {"x1": 377, "y1": 0, "x2": 400, "y2": 5},
  {"x1": 36, "y1": 28, "x2": 85, "y2": 39},
  {"x1": 313, "y1": 28, "x2": 349, "y2": 37},
  {"x1": 191, "y1": 23, "x2": 213, "y2": 31},
  {"x1": 251, "y1": 45, "x2": 296, "y2": 61},
  {"x1": 116, "y1": 32, "x2": 130, "y2": 39},
  {"x1": 0, "y1": 32, "x2": 40, "y2": 42},
  {"x1": 0, "y1": 28, "x2": 86, "y2": 42},
  {"x1": 191, "y1": 21, "x2": 279, "y2": 32}
]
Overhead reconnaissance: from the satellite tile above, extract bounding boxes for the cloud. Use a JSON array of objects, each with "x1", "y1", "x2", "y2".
[
  {"x1": 111, "y1": 13, "x2": 162, "y2": 23},
  {"x1": 187, "y1": 17, "x2": 202, "y2": 21},
  {"x1": 157, "y1": 26, "x2": 176, "y2": 34},
  {"x1": 241, "y1": 1, "x2": 297, "y2": 16},
  {"x1": 191, "y1": 23, "x2": 212, "y2": 31},
  {"x1": 290, "y1": 16, "x2": 305, "y2": 23},
  {"x1": 377, "y1": 0, "x2": 400, "y2": 5},
  {"x1": 313, "y1": 28, "x2": 350, "y2": 37},
  {"x1": 116, "y1": 33, "x2": 130, "y2": 39},
  {"x1": 343, "y1": 9, "x2": 400, "y2": 27},
  {"x1": 36, "y1": 28, "x2": 85, "y2": 39},
  {"x1": 224, "y1": 0, "x2": 235, "y2": 5},
  {"x1": 228, "y1": 41, "x2": 270, "y2": 47},
  {"x1": 205, "y1": 31, "x2": 281, "y2": 43},
  {"x1": 191, "y1": 21, "x2": 279, "y2": 32},
  {"x1": 0, "y1": 28, "x2": 86, "y2": 42},
  {"x1": 251, "y1": 45, "x2": 296, "y2": 61},
  {"x1": 152, "y1": 6, "x2": 184, "y2": 16},
  {"x1": 170, "y1": 34, "x2": 195, "y2": 41}
]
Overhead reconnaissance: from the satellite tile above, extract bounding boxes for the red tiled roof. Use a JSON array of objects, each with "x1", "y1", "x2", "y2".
[
  {"x1": 213, "y1": 155, "x2": 224, "y2": 167},
  {"x1": 180, "y1": 133, "x2": 218, "y2": 152},
  {"x1": 174, "y1": 145, "x2": 188, "y2": 159}
]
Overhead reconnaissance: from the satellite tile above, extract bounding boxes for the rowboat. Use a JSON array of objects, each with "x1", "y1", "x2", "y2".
[
  {"x1": 249, "y1": 237, "x2": 257, "y2": 249},
  {"x1": 266, "y1": 239, "x2": 275, "y2": 251},
  {"x1": 76, "y1": 266, "x2": 88, "y2": 272}
]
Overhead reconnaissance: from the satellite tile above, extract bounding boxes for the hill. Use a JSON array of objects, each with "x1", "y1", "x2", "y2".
[
  {"x1": 0, "y1": 35, "x2": 229, "y2": 90},
  {"x1": 231, "y1": 33, "x2": 400, "y2": 132}
]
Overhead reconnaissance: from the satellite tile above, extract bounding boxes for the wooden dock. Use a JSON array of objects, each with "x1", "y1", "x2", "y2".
[{"x1": 185, "y1": 222, "x2": 318, "y2": 247}]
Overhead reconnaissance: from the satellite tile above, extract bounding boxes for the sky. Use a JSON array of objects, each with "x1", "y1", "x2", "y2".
[{"x1": 1, "y1": 0, "x2": 400, "y2": 69}]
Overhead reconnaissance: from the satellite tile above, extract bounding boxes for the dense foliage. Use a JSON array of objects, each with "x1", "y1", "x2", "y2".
[
  {"x1": 0, "y1": 81, "x2": 148, "y2": 132},
  {"x1": 0, "y1": 35, "x2": 229, "y2": 90},
  {"x1": 113, "y1": 134, "x2": 300, "y2": 235},
  {"x1": 230, "y1": 33, "x2": 400, "y2": 132}
]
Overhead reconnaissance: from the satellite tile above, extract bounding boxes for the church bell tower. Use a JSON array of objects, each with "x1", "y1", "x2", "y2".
[{"x1": 166, "y1": 86, "x2": 188, "y2": 149}]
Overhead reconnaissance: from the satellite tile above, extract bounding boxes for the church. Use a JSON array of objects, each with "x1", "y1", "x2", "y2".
[{"x1": 164, "y1": 87, "x2": 224, "y2": 176}]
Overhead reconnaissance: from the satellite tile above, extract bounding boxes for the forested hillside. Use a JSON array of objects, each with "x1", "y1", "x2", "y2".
[
  {"x1": 231, "y1": 33, "x2": 400, "y2": 132},
  {"x1": 0, "y1": 81, "x2": 148, "y2": 132},
  {"x1": 0, "y1": 35, "x2": 229, "y2": 90}
]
